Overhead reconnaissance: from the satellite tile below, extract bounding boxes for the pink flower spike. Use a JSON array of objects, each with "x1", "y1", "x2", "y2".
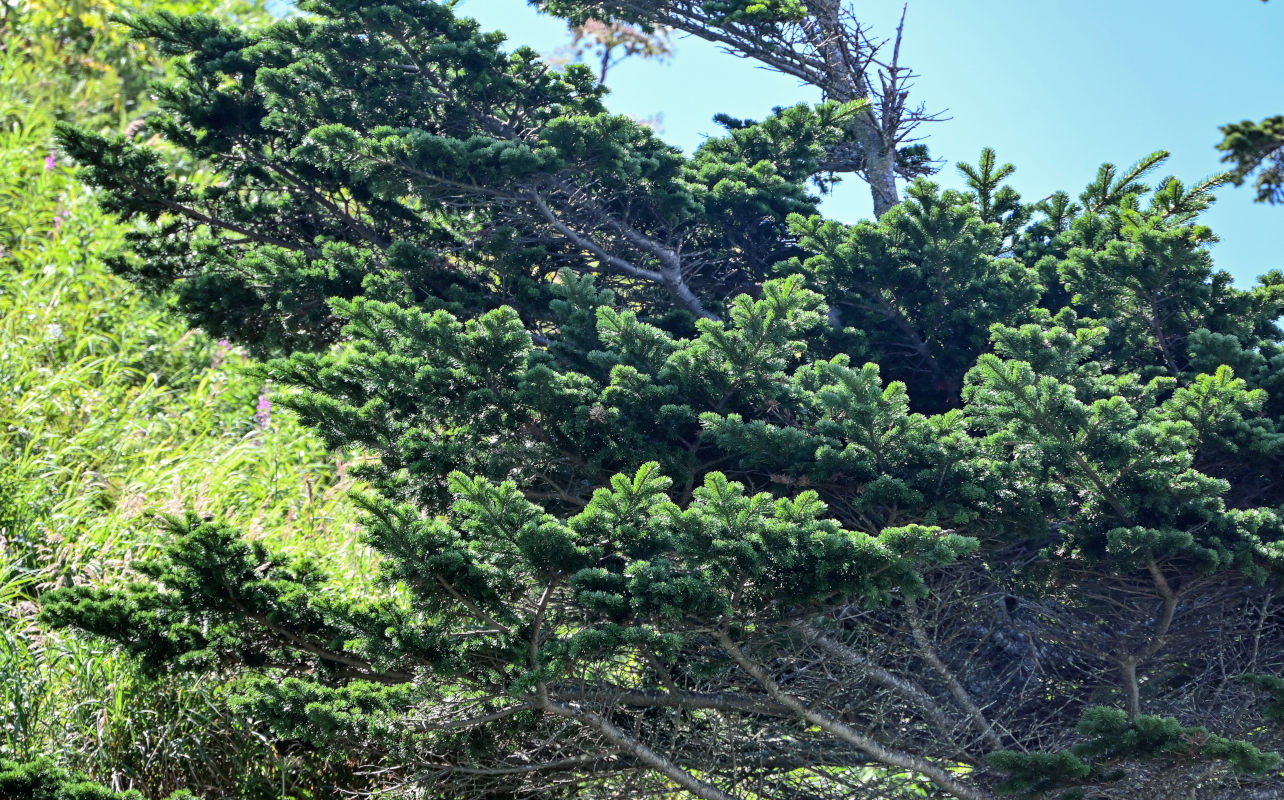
[
  {"x1": 44, "y1": 152, "x2": 56, "y2": 171},
  {"x1": 256, "y1": 390, "x2": 272, "y2": 429},
  {"x1": 212, "y1": 339, "x2": 232, "y2": 369}
]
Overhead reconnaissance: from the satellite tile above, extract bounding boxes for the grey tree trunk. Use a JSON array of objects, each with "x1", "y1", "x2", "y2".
[{"x1": 861, "y1": 124, "x2": 900, "y2": 217}]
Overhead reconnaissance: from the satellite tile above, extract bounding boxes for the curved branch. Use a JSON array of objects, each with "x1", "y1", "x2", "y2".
[
  {"x1": 528, "y1": 190, "x2": 717, "y2": 319},
  {"x1": 715, "y1": 629, "x2": 992, "y2": 800},
  {"x1": 903, "y1": 599, "x2": 1003, "y2": 751},
  {"x1": 544, "y1": 699, "x2": 742, "y2": 800}
]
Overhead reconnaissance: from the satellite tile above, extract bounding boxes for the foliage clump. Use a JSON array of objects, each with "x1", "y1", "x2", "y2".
[{"x1": 0, "y1": 758, "x2": 191, "y2": 800}]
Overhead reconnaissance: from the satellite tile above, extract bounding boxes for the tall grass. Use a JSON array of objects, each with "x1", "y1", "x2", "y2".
[{"x1": 0, "y1": 2, "x2": 378, "y2": 796}]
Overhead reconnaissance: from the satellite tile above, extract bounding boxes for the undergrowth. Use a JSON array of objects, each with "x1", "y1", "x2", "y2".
[{"x1": 0, "y1": 2, "x2": 376, "y2": 796}]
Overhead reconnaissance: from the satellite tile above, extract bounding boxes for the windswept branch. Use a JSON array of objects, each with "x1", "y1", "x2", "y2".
[
  {"x1": 544, "y1": 699, "x2": 743, "y2": 800},
  {"x1": 529, "y1": 190, "x2": 717, "y2": 319},
  {"x1": 715, "y1": 629, "x2": 992, "y2": 800},
  {"x1": 575, "y1": 0, "x2": 946, "y2": 214}
]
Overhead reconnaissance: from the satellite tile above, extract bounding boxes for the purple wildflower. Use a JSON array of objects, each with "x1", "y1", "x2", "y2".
[
  {"x1": 44, "y1": 151, "x2": 56, "y2": 172},
  {"x1": 256, "y1": 389, "x2": 272, "y2": 429},
  {"x1": 212, "y1": 338, "x2": 231, "y2": 368}
]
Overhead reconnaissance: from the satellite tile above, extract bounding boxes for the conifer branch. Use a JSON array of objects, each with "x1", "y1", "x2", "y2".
[
  {"x1": 903, "y1": 599, "x2": 1003, "y2": 751},
  {"x1": 715, "y1": 629, "x2": 992, "y2": 800},
  {"x1": 544, "y1": 699, "x2": 742, "y2": 800},
  {"x1": 529, "y1": 190, "x2": 717, "y2": 319},
  {"x1": 433, "y1": 576, "x2": 515, "y2": 635},
  {"x1": 797, "y1": 622, "x2": 958, "y2": 739}
]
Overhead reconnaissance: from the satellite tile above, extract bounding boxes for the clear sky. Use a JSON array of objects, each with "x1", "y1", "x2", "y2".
[{"x1": 458, "y1": 0, "x2": 1283, "y2": 287}]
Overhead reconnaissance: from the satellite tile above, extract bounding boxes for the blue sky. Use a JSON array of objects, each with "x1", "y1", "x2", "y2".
[{"x1": 460, "y1": 0, "x2": 1283, "y2": 286}]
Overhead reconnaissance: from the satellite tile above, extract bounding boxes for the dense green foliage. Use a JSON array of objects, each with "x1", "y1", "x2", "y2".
[
  {"x1": 0, "y1": 758, "x2": 192, "y2": 800},
  {"x1": 34, "y1": 1, "x2": 1284, "y2": 799}
]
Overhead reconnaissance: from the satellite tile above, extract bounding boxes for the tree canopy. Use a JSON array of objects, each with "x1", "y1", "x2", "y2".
[{"x1": 45, "y1": 1, "x2": 1284, "y2": 798}]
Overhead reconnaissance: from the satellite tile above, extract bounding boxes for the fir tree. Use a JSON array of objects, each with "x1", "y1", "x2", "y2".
[{"x1": 45, "y1": 1, "x2": 1284, "y2": 798}]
